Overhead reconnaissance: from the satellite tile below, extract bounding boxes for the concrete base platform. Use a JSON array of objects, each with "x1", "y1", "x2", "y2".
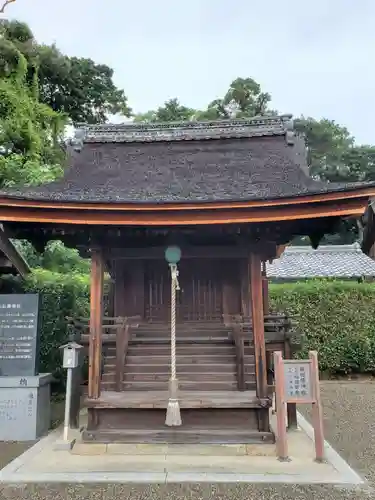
[
  {"x1": 53, "y1": 438, "x2": 76, "y2": 451},
  {"x1": 0, "y1": 411, "x2": 365, "y2": 486}
]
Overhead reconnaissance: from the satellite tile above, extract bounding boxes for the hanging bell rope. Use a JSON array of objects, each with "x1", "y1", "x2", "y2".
[{"x1": 165, "y1": 262, "x2": 182, "y2": 426}]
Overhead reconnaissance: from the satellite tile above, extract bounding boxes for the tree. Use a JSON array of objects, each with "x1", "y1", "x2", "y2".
[
  {"x1": 0, "y1": 20, "x2": 131, "y2": 124},
  {"x1": 134, "y1": 98, "x2": 195, "y2": 123},
  {"x1": 197, "y1": 77, "x2": 273, "y2": 120},
  {"x1": 0, "y1": 22, "x2": 66, "y2": 187},
  {"x1": 341, "y1": 145, "x2": 375, "y2": 182},
  {"x1": 0, "y1": 0, "x2": 16, "y2": 14},
  {"x1": 37, "y1": 51, "x2": 132, "y2": 124},
  {"x1": 134, "y1": 78, "x2": 273, "y2": 123},
  {"x1": 294, "y1": 117, "x2": 355, "y2": 181},
  {"x1": 0, "y1": 19, "x2": 129, "y2": 273}
]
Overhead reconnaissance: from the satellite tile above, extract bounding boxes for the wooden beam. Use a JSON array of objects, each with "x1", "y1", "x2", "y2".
[
  {"x1": 88, "y1": 248, "x2": 104, "y2": 399},
  {"x1": 1, "y1": 185, "x2": 375, "y2": 211},
  {"x1": 110, "y1": 245, "x2": 273, "y2": 261},
  {"x1": 250, "y1": 253, "x2": 268, "y2": 400},
  {"x1": 0, "y1": 225, "x2": 30, "y2": 277},
  {"x1": 0, "y1": 199, "x2": 368, "y2": 226}
]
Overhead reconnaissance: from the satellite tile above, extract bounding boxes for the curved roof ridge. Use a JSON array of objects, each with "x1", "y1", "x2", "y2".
[{"x1": 285, "y1": 243, "x2": 362, "y2": 254}]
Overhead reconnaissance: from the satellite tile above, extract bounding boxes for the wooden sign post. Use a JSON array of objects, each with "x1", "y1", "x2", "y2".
[{"x1": 274, "y1": 350, "x2": 325, "y2": 462}]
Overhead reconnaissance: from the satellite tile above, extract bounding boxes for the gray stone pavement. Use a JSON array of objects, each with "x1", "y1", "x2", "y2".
[{"x1": 1, "y1": 381, "x2": 375, "y2": 499}]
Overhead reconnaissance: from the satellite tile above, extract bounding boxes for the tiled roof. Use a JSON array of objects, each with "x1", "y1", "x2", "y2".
[
  {"x1": 0, "y1": 116, "x2": 373, "y2": 204},
  {"x1": 267, "y1": 244, "x2": 375, "y2": 279}
]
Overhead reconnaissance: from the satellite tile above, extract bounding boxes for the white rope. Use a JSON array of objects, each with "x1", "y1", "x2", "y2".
[{"x1": 165, "y1": 263, "x2": 182, "y2": 426}]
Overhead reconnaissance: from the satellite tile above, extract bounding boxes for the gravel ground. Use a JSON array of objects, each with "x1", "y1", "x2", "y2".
[{"x1": 1, "y1": 382, "x2": 375, "y2": 499}]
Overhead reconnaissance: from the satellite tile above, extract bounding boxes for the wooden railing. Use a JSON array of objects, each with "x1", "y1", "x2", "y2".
[
  {"x1": 231, "y1": 323, "x2": 246, "y2": 391},
  {"x1": 225, "y1": 313, "x2": 299, "y2": 427},
  {"x1": 114, "y1": 319, "x2": 133, "y2": 391},
  {"x1": 66, "y1": 315, "x2": 140, "y2": 423}
]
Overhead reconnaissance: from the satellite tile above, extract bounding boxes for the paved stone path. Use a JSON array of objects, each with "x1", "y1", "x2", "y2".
[{"x1": 1, "y1": 381, "x2": 375, "y2": 499}]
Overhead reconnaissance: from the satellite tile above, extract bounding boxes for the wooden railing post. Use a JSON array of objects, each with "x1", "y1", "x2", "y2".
[
  {"x1": 284, "y1": 330, "x2": 298, "y2": 430},
  {"x1": 88, "y1": 248, "x2": 104, "y2": 399},
  {"x1": 233, "y1": 322, "x2": 246, "y2": 391},
  {"x1": 115, "y1": 320, "x2": 130, "y2": 392}
]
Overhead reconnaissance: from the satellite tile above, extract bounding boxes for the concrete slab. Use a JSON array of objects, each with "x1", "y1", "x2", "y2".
[
  {"x1": 0, "y1": 411, "x2": 365, "y2": 485},
  {"x1": 71, "y1": 443, "x2": 107, "y2": 455},
  {"x1": 54, "y1": 438, "x2": 76, "y2": 451}
]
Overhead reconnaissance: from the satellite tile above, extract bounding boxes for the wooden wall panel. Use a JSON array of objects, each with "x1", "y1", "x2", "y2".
[
  {"x1": 114, "y1": 256, "x2": 245, "y2": 323},
  {"x1": 114, "y1": 259, "x2": 145, "y2": 319},
  {"x1": 221, "y1": 259, "x2": 241, "y2": 319}
]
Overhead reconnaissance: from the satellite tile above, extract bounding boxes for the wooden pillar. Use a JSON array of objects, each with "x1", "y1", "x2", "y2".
[
  {"x1": 88, "y1": 248, "x2": 104, "y2": 399},
  {"x1": 261, "y1": 261, "x2": 269, "y2": 316},
  {"x1": 250, "y1": 253, "x2": 268, "y2": 400},
  {"x1": 250, "y1": 253, "x2": 269, "y2": 432}
]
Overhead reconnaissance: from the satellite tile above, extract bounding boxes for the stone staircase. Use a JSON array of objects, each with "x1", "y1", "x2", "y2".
[{"x1": 101, "y1": 322, "x2": 256, "y2": 392}]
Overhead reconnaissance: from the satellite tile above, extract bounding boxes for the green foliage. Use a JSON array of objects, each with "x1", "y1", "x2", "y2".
[
  {"x1": 40, "y1": 241, "x2": 90, "y2": 274},
  {"x1": 135, "y1": 78, "x2": 273, "y2": 123},
  {"x1": 12, "y1": 239, "x2": 90, "y2": 274},
  {"x1": 0, "y1": 41, "x2": 66, "y2": 164},
  {"x1": 270, "y1": 280, "x2": 375, "y2": 374},
  {"x1": 294, "y1": 117, "x2": 354, "y2": 181},
  {"x1": 134, "y1": 98, "x2": 195, "y2": 123},
  {"x1": 0, "y1": 20, "x2": 131, "y2": 125},
  {"x1": 0, "y1": 154, "x2": 62, "y2": 188},
  {"x1": 0, "y1": 269, "x2": 90, "y2": 386},
  {"x1": 0, "y1": 20, "x2": 67, "y2": 188}
]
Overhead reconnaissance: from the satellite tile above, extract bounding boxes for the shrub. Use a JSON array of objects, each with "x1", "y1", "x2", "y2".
[
  {"x1": 0, "y1": 269, "x2": 90, "y2": 387},
  {"x1": 270, "y1": 280, "x2": 375, "y2": 374}
]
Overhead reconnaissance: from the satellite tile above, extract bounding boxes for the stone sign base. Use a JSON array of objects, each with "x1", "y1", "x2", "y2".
[{"x1": 0, "y1": 374, "x2": 53, "y2": 441}]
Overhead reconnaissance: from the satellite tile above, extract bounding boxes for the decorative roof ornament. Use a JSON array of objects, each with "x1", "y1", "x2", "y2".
[
  {"x1": 70, "y1": 126, "x2": 87, "y2": 152},
  {"x1": 285, "y1": 117, "x2": 295, "y2": 146},
  {"x1": 76, "y1": 115, "x2": 295, "y2": 144}
]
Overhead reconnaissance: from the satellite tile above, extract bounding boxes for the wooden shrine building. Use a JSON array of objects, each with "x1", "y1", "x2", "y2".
[{"x1": 0, "y1": 115, "x2": 374, "y2": 443}]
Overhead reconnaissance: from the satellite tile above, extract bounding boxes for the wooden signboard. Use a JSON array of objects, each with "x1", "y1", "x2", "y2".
[{"x1": 274, "y1": 350, "x2": 324, "y2": 462}]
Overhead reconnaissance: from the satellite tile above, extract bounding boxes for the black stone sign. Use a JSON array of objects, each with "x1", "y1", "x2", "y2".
[{"x1": 0, "y1": 294, "x2": 40, "y2": 377}]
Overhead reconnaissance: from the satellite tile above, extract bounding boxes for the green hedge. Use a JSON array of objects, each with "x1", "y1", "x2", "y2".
[
  {"x1": 0, "y1": 269, "x2": 90, "y2": 387},
  {"x1": 270, "y1": 280, "x2": 375, "y2": 374},
  {"x1": 1, "y1": 272, "x2": 375, "y2": 379}
]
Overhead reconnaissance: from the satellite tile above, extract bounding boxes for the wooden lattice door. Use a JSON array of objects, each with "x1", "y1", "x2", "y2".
[{"x1": 145, "y1": 259, "x2": 222, "y2": 322}]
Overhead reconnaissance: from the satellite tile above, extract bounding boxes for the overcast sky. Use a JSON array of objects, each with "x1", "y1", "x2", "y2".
[{"x1": 5, "y1": 0, "x2": 375, "y2": 144}]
